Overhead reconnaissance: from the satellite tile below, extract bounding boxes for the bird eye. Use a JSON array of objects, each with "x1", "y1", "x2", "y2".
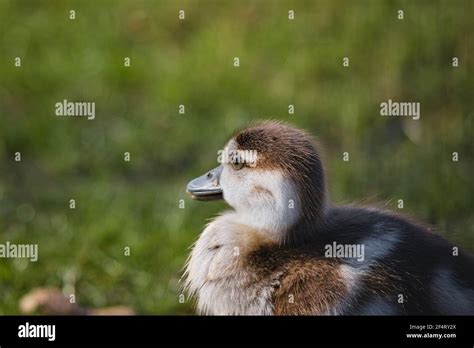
[{"x1": 230, "y1": 154, "x2": 244, "y2": 170}]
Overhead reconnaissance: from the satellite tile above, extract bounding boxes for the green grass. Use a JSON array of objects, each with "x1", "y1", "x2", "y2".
[{"x1": 0, "y1": 0, "x2": 473, "y2": 314}]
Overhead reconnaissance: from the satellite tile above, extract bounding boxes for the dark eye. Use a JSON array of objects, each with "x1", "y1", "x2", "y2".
[{"x1": 231, "y1": 155, "x2": 244, "y2": 170}]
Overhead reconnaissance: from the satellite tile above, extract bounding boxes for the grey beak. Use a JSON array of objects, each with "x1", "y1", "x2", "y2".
[{"x1": 187, "y1": 165, "x2": 223, "y2": 201}]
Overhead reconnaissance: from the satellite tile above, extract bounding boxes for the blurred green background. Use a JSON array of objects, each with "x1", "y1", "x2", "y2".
[{"x1": 0, "y1": 0, "x2": 472, "y2": 314}]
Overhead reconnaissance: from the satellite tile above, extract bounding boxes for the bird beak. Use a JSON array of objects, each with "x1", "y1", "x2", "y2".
[{"x1": 186, "y1": 165, "x2": 223, "y2": 201}]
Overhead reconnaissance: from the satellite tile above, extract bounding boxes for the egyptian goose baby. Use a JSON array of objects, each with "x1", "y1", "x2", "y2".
[{"x1": 184, "y1": 121, "x2": 474, "y2": 315}]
